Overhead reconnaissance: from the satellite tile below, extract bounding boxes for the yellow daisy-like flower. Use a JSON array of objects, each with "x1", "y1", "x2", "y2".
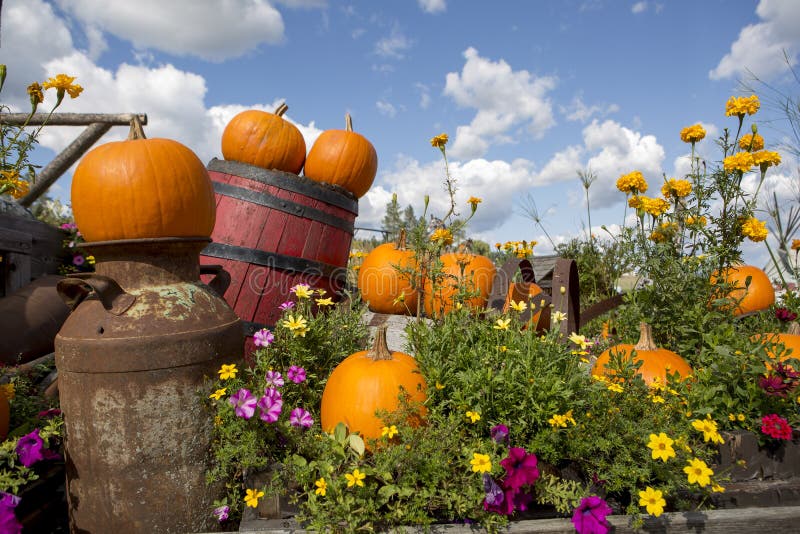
[
  {"x1": 217, "y1": 363, "x2": 238, "y2": 380},
  {"x1": 551, "y1": 310, "x2": 567, "y2": 323},
  {"x1": 711, "y1": 483, "x2": 726, "y2": 493},
  {"x1": 466, "y1": 410, "x2": 481, "y2": 423},
  {"x1": 752, "y1": 150, "x2": 781, "y2": 171},
  {"x1": 649, "y1": 394, "x2": 666, "y2": 404},
  {"x1": 741, "y1": 217, "x2": 768, "y2": 242},
  {"x1": 429, "y1": 228, "x2": 454, "y2": 246},
  {"x1": 381, "y1": 425, "x2": 398, "y2": 438},
  {"x1": 209, "y1": 388, "x2": 227, "y2": 400},
  {"x1": 647, "y1": 432, "x2": 676, "y2": 462},
  {"x1": 691, "y1": 418, "x2": 725, "y2": 444},
  {"x1": 314, "y1": 477, "x2": 327, "y2": 496},
  {"x1": 292, "y1": 284, "x2": 313, "y2": 299},
  {"x1": 509, "y1": 299, "x2": 527, "y2": 312},
  {"x1": 345, "y1": 468, "x2": 366, "y2": 488},
  {"x1": 607, "y1": 382, "x2": 624, "y2": 393},
  {"x1": 430, "y1": 133, "x2": 449, "y2": 148},
  {"x1": 725, "y1": 94, "x2": 760, "y2": 117},
  {"x1": 42, "y1": 73, "x2": 84, "y2": 99},
  {"x1": 435, "y1": 381, "x2": 445, "y2": 390},
  {"x1": 638, "y1": 487, "x2": 666, "y2": 517},
  {"x1": 282, "y1": 314, "x2": 309, "y2": 333},
  {"x1": 494, "y1": 318, "x2": 511, "y2": 331},
  {"x1": 616, "y1": 170, "x2": 648, "y2": 194},
  {"x1": 316, "y1": 297, "x2": 334, "y2": 306},
  {"x1": 723, "y1": 151, "x2": 754, "y2": 174},
  {"x1": 244, "y1": 488, "x2": 265, "y2": 508},
  {"x1": 470, "y1": 452, "x2": 492, "y2": 474},
  {"x1": 683, "y1": 458, "x2": 714, "y2": 487},
  {"x1": 738, "y1": 133, "x2": 764, "y2": 151},
  {"x1": 548, "y1": 410, "x2": 576, "y2": 428},
  {"x1": 679, "y1": 123, "x2": 706, "y2": 144},
  {"x1": 661, "y1": 178, "x2": 692, "y2": 199},
  {"x1": 568, "y1": 332, "x2": 592, "y2": 350}
]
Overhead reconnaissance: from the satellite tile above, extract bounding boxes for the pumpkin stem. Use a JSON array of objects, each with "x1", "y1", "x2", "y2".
[
  {"x1": 633, "y1": 322, "x2": 659, "y2": 351},
  {"x1": 397, "y1": 228, "x2": 407, "y2": 251},
  {"x1": 368, "y1": 325, "x2": 393, "y2": 361},
  {"x1": 275, "y1": 103, "x2": 289, "y2": 117},
  {"x1": 345, "y1": 113, "x2": 353, "y2": 132},
  {"x1": 789, "y1": 321, "x2": 800, "y2": 335},
  {"x1": 128, "y1": 115, "x2": 147, "y2": 140}
]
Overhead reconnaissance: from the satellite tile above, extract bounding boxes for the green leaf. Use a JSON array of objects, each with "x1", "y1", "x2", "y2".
[
  {"x1": 348, "y1": 434, "x2": 366, "y2": 456},
  {"x1": 334, "y1": 422, "x2": 347, "y2": 444}
]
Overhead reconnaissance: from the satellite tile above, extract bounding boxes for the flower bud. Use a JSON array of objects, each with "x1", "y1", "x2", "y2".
[
  {"x1": 0, "y1": 64, "x2": 6, "y2": 93},
  {"x1": 751, "y1": 123, "x2": 758, "y2": 134}
]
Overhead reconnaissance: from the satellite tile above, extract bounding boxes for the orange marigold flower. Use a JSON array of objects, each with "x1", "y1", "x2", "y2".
[
  {"x1": 680, "y1": 124, "x2": 706, "y2": 144},
  {"x1": 26, "y1": 82, "x2": 43, "y2": 105},
  {"x1": 725, "y1": 95, "x2": 760, "y2": 117},
  {"x1": 741, "y1": 217, "x2": 768, "y2": 242},
  {"x1": 430, "y1": 133, "x2": 448, "y2": 148},
  {"x1": 661, "y1": 178, "x2": 692, "y2": 199},
  {"x1": 616, "y1": 171, "x2": 648, "y2": 194},
  {"x1": 640, "y1": 196, "x2": 670, "y2": 217},
  {"x1": 752, "y1": 150, "x2": 781, "y2": 171},
  {"x1": 738, "y1": 133, "x2": 764, "y2": 151},
  {"x1": 429, "y1": 228, "x2": 453, "y2": 246},
  {"x1": 723, "y1": 152, "x2": 754, "y2": 174},
  {"x1": 792, "y1": 239, "x2": 800, "y2": 251}
]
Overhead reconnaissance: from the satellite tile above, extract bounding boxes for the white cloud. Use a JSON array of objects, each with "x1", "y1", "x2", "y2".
[
  {"x1": 561, "y1": 96, "x2": 619, "y2": 122},
  {"x1": 418, "y1": 0, "x2": 446, "y2": 13},
  {"x1": 55, "y1": 0, "x2": 294, "y2": 61},
  {"x1": 631, "y1": 1, "x2": 647, "y2": 14},
  {"x1": 376, "y1": 100, "x2": 398, "y2": 117},
  {"x1": 443, "y1": 48, "x2": 558, "y2": 159},
  {"x1": 374, "y1": 26, "x2": 413, "y2": 59},
  {"x1": 415, "y1": 83, "x2": 431, "y2": 109},
  {"x1": 710, "y1": 0, "x2": 800, "y2": 80}
]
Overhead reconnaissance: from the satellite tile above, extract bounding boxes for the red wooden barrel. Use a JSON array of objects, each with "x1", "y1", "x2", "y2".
[{"x1": 200, "y1": 158, "x2": 357, "y2": 342}]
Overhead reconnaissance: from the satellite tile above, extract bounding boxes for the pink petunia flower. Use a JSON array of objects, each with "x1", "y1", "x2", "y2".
[
  {"x1": 258, "y1": 389, "x2": 283, "y2": 423},
  {"x1": 253, "y1": 328, "x2": 275, "y2": 348},
  {"x1": 289, "y1": 407, "x2": 313, "y2": 428},
  {"x1": 229, "y1": 389, "x2": 257, "y2": 419},
  {"x1": 287, "y1": 365, "x2": 306, "y2": 384}
]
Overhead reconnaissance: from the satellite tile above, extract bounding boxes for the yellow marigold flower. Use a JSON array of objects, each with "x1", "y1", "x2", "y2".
[
  {"x1": 466, "y1": 410, "x2": 481, "y2": 423},
  {"x1": 509, "y1": 299, "x2": 527, "y2": 312},
  {"x1": 467, "y1": 196, "x2": 482, "y2": 207},
  {"x1": 498, "y1": 345, "x2": 508, "y2": 352},
  {"x1": 628, "y1": 195, "x2": 642, "y2": 209},
  {"x1": 494, "y1": 318, "x2": 511, "y2": 331},
  {"x1": 683, "y1": 458, "x2": 714, "y2": 487},
  {"x1": 723, "y1": 152, "x2": 754, "y2": 174},
  {"x1": 741, "y1": 217, "x2": 768, "y2": 242},
  {"x1": 661, "y1": 178, "x2": 692, "y2": 199},
  {"x1": 435, "y1": 381, "x2": 445, "y2": 390},
  {"x1": 292, "y1": 284, "x2": 313, "y2": 299},
  {"x1": 647, "y1": 432, "x2": 676, "y2": 462},
  {"x1": 217, "y1": 364, "x2": 238, "y2": 380},
  {"x1": 209, "y1": 388, "x2": 227, "y2": 400},
  {"x1": 244, "y1": 488, "x2": 265, "y2": 508},
  {"x1": 43, "y1": 73, "x2": 84, "y2": 99},
  {"x1": 616, "y1": 170, "x2": 648, "y2": 194},
  {"x1": 345, "y1": 468, "x2": 366, "y2": 487},
  {"x1": 316, "y1": 297, "x2": 334, "y2": 306},
  {"x1": 725, "y1": 94, "x2": 760, "y2": 117},
  {"x1": 680, "y1": 124, "x2": 706, "y2": 144},
  {"x1": 27, "y1": 82, "x2": 43, "y2": 105},
  {"x1": 685, "y1": 215, "x2": 707, "y2": 227},
  {"x1": 430, "y1": 133, "x2": 448, "y2": 148},
  {"x1": 470, "y1": 452, "x2": 492, "y2": 473},
  {"x1": 649, "y1": 230, "x2": 668, "y2": 243},
  {"x1": 752, "y1": 150, "x2": 781, "y2": 171},
  {"x1": 792, "y1": 239, "x2": 800, "y2": 251},
  {"x1": 640, "y1": 197, "x2": 670, "y2": 217},
  {"x1": 429, "y1": 228, "x2": 453, "y2": 246},
  {"x1": 607, "y1": 382, "x2": 624, "y2": 393},
  {"x1": 381, "y1": 425, "x2": 398, "y2": 438},
  {"x1": 0, "y1": 383, "x2": 14, "y2": 400},
  {"x1": 639, "y1": 487, "x2": 666, "y2": 517},
  {"x1": 738, "y1": 133, "x2": 764, "y2": 151},
  {"x1": 314, "y1": 477, "x2": 327, "y2": 496}
]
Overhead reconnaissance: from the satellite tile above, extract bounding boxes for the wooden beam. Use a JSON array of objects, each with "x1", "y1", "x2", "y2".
[{"x1": 0, "y1": 112, "x2": 147, "y2": 126}]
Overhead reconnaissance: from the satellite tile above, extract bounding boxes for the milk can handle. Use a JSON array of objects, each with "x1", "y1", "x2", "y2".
[
  {"x1": 56, "y1": 273, "x2": 136, "y2": 315},
  {"x1": 199, "y1": 264, "x2": 231, "y2": 296}
]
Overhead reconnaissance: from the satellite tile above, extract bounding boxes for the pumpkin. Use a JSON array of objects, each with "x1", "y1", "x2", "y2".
[
  {"x1": 221, "y1": 103, "x2": 306, "y2": 174},
  {"x1": 303, "y1": 113, "x2": 378, "y2": 198},
  {"x1": 71, "y1": 117, "x2": 216, "y2": 242},
  {"x1": 711, "y1": 265, "x2": 775, "y2": 316},
  {"x1": 423, "y1": 252, "x2": 496, "y2": 318},
  {"x1": 592, "y1": 322, "x2": 693, "y2": 385},
  {"x1": 503, "y1": 279, "x2": 550, "y2": 332},
  {"x1": 321, "y1": 326, "x2": 427, "y2": 441},
  {"x1": 358, "y1": 229, "x2": 419, "y2": 315},
  {"x1": 753, "y1": 321, "x2": 800, "y2": 362}
]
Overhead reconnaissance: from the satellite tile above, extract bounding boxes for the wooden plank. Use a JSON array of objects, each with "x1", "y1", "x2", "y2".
[
  {"x1": 0, "y1": 227, "x2": 32, "y2": 254},
  {"x1": 4, "y1": 252, "x2": 31, "y2": 294},
  {"x1": 0, "y1": 112, "x2": 147, "y2": 126}
]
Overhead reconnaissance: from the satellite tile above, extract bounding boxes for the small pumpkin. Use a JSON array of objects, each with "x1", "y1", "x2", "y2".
[
  {"x1": 358, "y1": 229, "x2": 419, "y2": 315},
  {"x1": 753, "y1": 321, "x2": 800, "y2": 362},
  {"x1": 423, "y1": 252, "x2": 496, "y2": 318},
  {"x1": 503, "y1": 279, "x2": 550, "y2": 332},
  {"x1": 71, "y1": 117, "x2": 216, "y2": 242},
  {"x1": 221, "y1": 103, "x2": 306, "y2": 174},
  {"x1": 303, "y1": 113, "x2": 378, "y2": 198},
  {"x1": 592, "y1": 322, "x2": 693, "y2": 385},
  {"x1": 711, "y1": 265, "x2": 775, "y2": 316},
  {"x1": 321, "y1": 326, "x2": 427, "y2": 441}
]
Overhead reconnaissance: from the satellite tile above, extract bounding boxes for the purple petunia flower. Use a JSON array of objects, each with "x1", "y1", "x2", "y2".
[
  {"x1": 59, "y1": 222, "x2": 77, "y2": 230},
  {"x1": 571, "y1": 495, "x2": 612, "y2": 534},
  {"x1": 490, "y1": 424, "x2": 509, "y2": 443},
  {"x1": 228, "y1": 389, "x2": 257, "y2": 419},
  {"x1": 499, "y1": 447, "x2": 539, "y2": 490},
  {"x1": 253, "y1": 328, "x2": 275, "y2": 348},
  {"x1": 482, "y1": 473, "x2": 505, "y2": 507},
  {"x1": 213, "y1": 505, "x2": 230, "y2": 522},
  {"x1": 0, "y1": 492, "x2": 21, "y2": 534},
  {"x1": 287, "y1": 365, "x2": 306, "y2": 384},
  {"x1": 258, "y1": 389, "x2": 283, "y2": 423},
  {"x1": 72, "y1": 255, "x2": 85, "y2": 266},
  {"x1": 775, "y1": 307, "x2": 798, "y2": 322},
  {"x1": 289, "y1": 407, "x2": 313, "y2": 428},
  {"x1": 279, "y1": 301, "x2": 295, "y2": 311},
  {"x1": 15, "y1": 429, "x2": 44, "y2": 467},
  {"x1": 265, "y1": 370, "x2": 284, "y2": 388},
  {"x1": 759, "y1": 374, "x2": 790, "y2": 397},
  {"x1": 37, "y1": 408, "x2": 62, "y2": 419}
]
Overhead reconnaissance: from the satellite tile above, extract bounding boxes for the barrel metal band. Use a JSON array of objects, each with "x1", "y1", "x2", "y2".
[
  {"x1": 207, "y1": 158, "x2": 358, "y2": 215},
  {"x1": 213, "y1": 181, "x2": 354, "y2": 234},
  {"x1": 202, "y1": 242, "x2": 346, "y2": 282}
]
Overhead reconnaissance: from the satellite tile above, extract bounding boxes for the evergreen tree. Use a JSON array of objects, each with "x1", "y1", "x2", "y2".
[{"x1": 381, "y1": 194, "x2": 403, "y2": 243}]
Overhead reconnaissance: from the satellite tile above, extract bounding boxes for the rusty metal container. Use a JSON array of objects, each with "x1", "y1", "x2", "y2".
[{"x1": 54, "y1": 237, "x2": 242, "y2": 533}]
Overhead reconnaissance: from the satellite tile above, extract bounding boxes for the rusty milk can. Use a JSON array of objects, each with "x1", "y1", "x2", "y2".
[{"x1": 55, "y1": 237, "x2": 242, "y2": 533}]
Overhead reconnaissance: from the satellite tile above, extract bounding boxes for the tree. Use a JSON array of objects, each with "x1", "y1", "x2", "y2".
[{"x1": 381, "y1": 194, "x2": 403, "y2": 242}]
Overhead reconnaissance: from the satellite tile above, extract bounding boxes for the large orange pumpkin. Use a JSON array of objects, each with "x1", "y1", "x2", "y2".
[
  {"x1": 71, "y1": 117, "x2": 216, "y2": 242},
  {"x1": 358, "y1": 230, "x2": 419, "y2": 315},
  {"x1": 221, "y1": 103, "x2": 306, "y2": 174},
  {"x1": 592, "y1": 322, "x2": 693, "y2": 385},
  {"x1": 711, "y1": 265, "x2": 775, "y2": 316},
  {"x1": 303, "y1": 113, "x2": 378, "y2": 198},
  {"x1": 753, "y1": 321, "x2": 800, "y2": 362},
  {"x1": 423, "y1": 252, "x2": 496, "y2": 318},
  {"x1": 321, "y1": 326, "x2": 427, "y2": 441}
]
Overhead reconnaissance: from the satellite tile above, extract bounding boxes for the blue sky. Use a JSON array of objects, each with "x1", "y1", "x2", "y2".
[{"x1": 3, "y1": 0, "x2": 800, "y2": 264}]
